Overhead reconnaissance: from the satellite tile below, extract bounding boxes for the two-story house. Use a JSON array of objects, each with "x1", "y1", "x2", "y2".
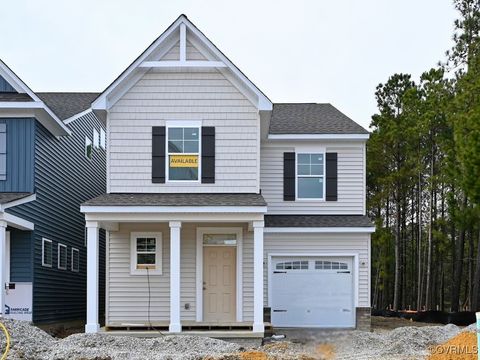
[
  {"x1": 81, "y1": 15, "x2": 375, "y2": 335},
  {"x1": 0, "y1": 60, "x2": 106, "y2": 325}
]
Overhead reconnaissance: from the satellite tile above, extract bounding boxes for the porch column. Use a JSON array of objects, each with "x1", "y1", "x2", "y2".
[
  {"x1": 253, "y1": 220, "x2": 264, "y2": 333},
  {"x1": 0, "y1": 221, "x2": 6, "y2": 315},
  {"x1": 85, "y1": 221, "x2": 100, "y2": 333},
  {"x1": 169, "y1": 221, "x2": 182, "y2": 332}
]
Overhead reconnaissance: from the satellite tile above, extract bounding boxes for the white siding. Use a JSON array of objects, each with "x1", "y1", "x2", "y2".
[
  {"x1": 264, "y1": 232, "x2": 371, "y2": 308},
  {"x1": 108, "y1": 68, "x2": 259, "y2": 193},
  {"x1": 106, "y1": 223, "x2": 253, "y2": 326},
  {"x1": 260, "y1": 141, "x2": 366, "y2": 214}
]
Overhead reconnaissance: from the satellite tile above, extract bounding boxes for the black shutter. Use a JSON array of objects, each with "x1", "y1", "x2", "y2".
[
  {"x1": 201, "y1": 126, "x2": 215, "y2": 183},
  {"x1": 283, "y1": 152, "x2": 295, "y2": 201},
  {"x1": 152, "y1": 126, "x2": 166, "y2": 183},
  {"x1": 326, "y1": 152, "x2": 338, "y2": 201}
]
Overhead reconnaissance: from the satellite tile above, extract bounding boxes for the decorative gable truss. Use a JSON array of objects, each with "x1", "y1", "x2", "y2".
[{"x1": 92, "y1": 15, "x2": 272, "y2": 114}]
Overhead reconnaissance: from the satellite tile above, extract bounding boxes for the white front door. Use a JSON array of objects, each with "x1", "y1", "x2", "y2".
[
  {"x1": 203, "y1": 246, "x2": 236, "y2": 323},
  {"x1": 271, "y1": 256, "x2": 354, "y2": 328}
]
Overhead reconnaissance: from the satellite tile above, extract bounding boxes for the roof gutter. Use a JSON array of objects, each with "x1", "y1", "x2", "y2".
[{"x1": 267, "y1": 134, "x2": 370, "y2": 140}]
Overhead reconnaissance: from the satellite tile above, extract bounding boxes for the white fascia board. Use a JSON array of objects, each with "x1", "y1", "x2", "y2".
[
  {"x1": 0, "y1": 193, "x2": 36, "y2": 211},
  {"x1": 81, "y1": 205, "x2": 268, "y2": 214},
  {"x1": 63, "y1": 108, "x2": 92, "y2": 125},
  {"x1": 0, "y1": 101, "x2": 44, "y2": 109},
  {"x1": 139, "y1": 60, "x2": 227, "y2": 68},
  {"x1": 0, "y1": 212, "x2": 34, "y2": 231},
  {"x1": 263, "y1": 227, "x2": 376, "y2": 233},
  {"x1": 268, "y1": 134, "x2": 370, "y2": 140}
]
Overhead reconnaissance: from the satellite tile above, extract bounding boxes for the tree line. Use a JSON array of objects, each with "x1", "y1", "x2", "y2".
[{"x1": 368, "y1": 0, "x2": 480, "y2": 312}]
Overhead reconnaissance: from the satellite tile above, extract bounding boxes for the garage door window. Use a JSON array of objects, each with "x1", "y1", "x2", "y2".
[
  {"x1": 315, "y1": 260, "x2": 348, "y2": 270},
  {"x1": 276, "y1": 260, "x2": 308, "y2": 270}
]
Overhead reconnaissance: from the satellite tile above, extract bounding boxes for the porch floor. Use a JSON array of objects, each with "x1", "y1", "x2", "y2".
[{"x1": 100, "y1": 328, "x2": 264, "y2": 338}]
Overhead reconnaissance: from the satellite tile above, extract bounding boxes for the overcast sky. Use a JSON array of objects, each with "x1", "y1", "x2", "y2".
[{"x1": 0, "y1": 0, "x2": 457, "y2": 129}]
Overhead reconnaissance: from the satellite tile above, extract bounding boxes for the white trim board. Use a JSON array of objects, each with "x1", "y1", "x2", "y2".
[
  {"x1": 264, "y1": 227, "x2": 376, "y2": 233},
  {"x1": 195, "y1": 227, "x2": 243, "y2": 323},
  {"x1": 0, "y1": 212, "x2": 34, "y2": 231},
  {"x1": 268, "y1": 134, "x2": 370, "y2": 140}
]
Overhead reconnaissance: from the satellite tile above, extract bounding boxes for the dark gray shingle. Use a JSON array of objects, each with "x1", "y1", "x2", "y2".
[
  {"x1": 83, "y1": 193, "x2": 267, "y2": 207},
  {"x1": 270, "y1": 103, "x2": 369, "y2": 135},
  {"x1": 0, "y1": 192, "x2": 32, "y2": 205},
  {"x1": 36, "y1": 92, "x2": 99, "y2": 120},
  {"x1": 265, "y1": 215, "x2": 373, "y2": 228}
]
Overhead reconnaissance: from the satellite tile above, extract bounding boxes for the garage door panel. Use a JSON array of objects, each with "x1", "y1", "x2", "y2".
[{"x1": 271, "y1": 256, "x2": 354, "y2": 328}]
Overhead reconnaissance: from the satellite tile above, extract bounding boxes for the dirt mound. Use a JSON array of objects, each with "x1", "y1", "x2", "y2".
[{"x1": 428, "y1": 331, "x2": 477, "y2": 360}]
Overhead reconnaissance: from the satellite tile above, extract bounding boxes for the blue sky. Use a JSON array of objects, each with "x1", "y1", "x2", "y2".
[{"x1": 0, "y1": 0, "x2": 457, "y2": 129}]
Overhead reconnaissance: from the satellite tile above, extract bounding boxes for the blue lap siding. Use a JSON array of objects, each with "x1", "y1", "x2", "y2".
[
  {"x1": 8, "y1": 229, "x2": 33, "y2": 282},
  {"x1": 8, "y1": 112, "x2": 106, "y2": 323}
]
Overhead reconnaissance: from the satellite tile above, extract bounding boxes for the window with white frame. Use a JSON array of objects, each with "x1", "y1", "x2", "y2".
[
  {"x1": 93, "y1": 129, "x2": 100, "y2": 148},
  {"x1": 58, "y1": 243, "x2": 67, "y2": 270},
  {"x1": 42, "y1": 238, "x2": 52, "y2": 267},
  {"x1": 297, "y1": 153, "x2": 325, "y2": 199},
  {"x1": 100, "y1": 128, "x2": 106, "y2": 149},
  {"x1": 85, "y1": 137, "x2": 93, "y2": 160},
  {"x1": 130, "y1": 232, "x2": 162, "y2": 275},
  {"x1": 167, "y1": 127, "x2": 200, "y2": 181},
  {"x1": 0, "y1": 123, "x2": 6, "y2": 181},
  {"x1": 71, "y1": 248, "x2": 79, "y2": 272}
]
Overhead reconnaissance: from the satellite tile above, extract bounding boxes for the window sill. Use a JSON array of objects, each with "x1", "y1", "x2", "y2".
[{"x1": 130, "y1": 269, "x2": 163, "y2": 276}]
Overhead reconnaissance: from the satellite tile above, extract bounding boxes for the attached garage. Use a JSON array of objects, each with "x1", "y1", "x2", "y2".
[{"x1": 269, "y1": 256, "x2": 355, "y2": 328}]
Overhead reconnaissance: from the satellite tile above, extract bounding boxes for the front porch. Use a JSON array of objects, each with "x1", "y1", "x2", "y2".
[{"x1": 81, "y1": 193, "x2": 267, "y2": 335}]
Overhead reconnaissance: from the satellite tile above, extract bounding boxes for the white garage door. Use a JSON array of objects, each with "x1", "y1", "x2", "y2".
[{"x1": 271, "y1": 256, "x2": 354, "y2": 328}]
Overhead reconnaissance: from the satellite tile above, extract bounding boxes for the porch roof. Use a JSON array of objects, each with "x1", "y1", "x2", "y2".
[
  {"x1": 264, "y1": 215, "x2": 374, "y2": 228},
  {"x1": 0, "y1": 192, "x2": 33, "y2": 206},
  {"x1": 82, "y1": 193, "x2": 267, "y2": 207}
]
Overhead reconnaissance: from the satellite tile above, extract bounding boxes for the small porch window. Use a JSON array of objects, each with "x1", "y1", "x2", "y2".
[
  {"x1": 130, "y1": 232, "x2": 162, "y2": 275},
  {"x1": 42, "y1": 238, "x2": 52, "y2": 267},
  {"x1": 58, "y1": 243, "x2": 67, "y2": 270}
]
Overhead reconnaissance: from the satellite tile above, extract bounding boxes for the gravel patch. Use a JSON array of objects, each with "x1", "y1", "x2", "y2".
[{"x1": 0, "y1": 317, "x2": 476, "y2": 360}]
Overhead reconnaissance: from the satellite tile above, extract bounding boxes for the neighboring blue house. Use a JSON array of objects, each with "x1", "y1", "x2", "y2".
[{"x1": 0, "y1": 60, "x2": 105, "y2": 324}]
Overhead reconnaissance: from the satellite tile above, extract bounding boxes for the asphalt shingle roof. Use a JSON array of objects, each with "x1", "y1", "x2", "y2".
[
  {"x1": 0, "y1": 192, "x2": 32, "y2": 205},
  {"x1": 83, "y1": 193, "x2": 267, "y2": 207},
  {"x1": 0, "y1": 93, "x2": 33, "y2": 102},
  {"x1": 265, "y1": 215, "x2": 374, "y2": 228},
  {"x1": 36, "y1": 92, "x2": 99, "y2": 120},
  {"x1": 269, "y1": 103, "x2": 369, "y2": 135}
]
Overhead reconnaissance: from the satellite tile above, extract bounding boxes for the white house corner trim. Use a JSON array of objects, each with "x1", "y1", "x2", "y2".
[
  {"x1": 252, "y1": 221, "x2": 264, "y2": 333},
  {"x1": 169, "y1": 221, "x2": 182, "y2": 332},
  {"x1": 85, "y1": 221, "x2": 100, "y2": 333}
]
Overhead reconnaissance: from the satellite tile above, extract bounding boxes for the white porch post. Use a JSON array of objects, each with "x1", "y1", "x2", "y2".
[
  {"x1": 0, "y1": 221, "x2": 6, "y2": 315},
  {"x1": 253, "y1": 220, "x2": 264, "y2": 333},
  {"x1": 85, "y1": 221, "x2": 100, "y2": 333},
  {"x1": 169, "y1": 221, "x2": 182, "y2": 332}
]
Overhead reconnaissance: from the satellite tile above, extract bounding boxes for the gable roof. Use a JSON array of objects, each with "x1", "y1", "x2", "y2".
[
  {"x1": 37, "y1": 92, "x2": 99, "y2": 121},
  {"x1": 92, "y1": 14, "x2": 272, "y2": 112},
  {"x1": 269, "y1": 103, "x2": 369, "y2": 135},
  {"x1": 0, "y1": 59, "x2": 71, "y2": 136}
]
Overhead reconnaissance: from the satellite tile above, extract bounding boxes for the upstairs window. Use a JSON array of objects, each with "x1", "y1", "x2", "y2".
[
  {"x1": 0, "y1": 123, "x2": 6, "y2": 180},
  {"x1": 167, "y1": 127, "x2": 200, "y2": 181},
  {"x1": 85, "y1": 137, "x2": 93, "y2": 159},
  {"x1": 93, "y1": 129, "x2": 100, "y2": 148},
  {"x1": 100, "y1": 128, "x2": 106, "y2": 149},
  {"x1": 297, "y1": 153, "x2": 325, "y2": 199}
]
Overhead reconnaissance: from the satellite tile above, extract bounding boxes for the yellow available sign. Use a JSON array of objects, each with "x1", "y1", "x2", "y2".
[{"x1": 170, "y1": 155, "x2": 198, "y2": 168}]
